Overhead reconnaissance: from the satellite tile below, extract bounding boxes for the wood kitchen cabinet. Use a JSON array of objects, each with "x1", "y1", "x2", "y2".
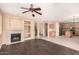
[
  {"x1": 61, "y1": 22, "x2": 79, "y2": 36},
  {"x1": 75, "y1": 31, "x2": 79, "y2": 36},
  {"x1": 61, "y1": 23, "x2": 71, "y2": 35}
]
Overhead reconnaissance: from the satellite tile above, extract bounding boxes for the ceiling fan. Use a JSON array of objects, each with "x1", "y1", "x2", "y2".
[{"x1": 21, "y1": 4, "x2": 42, "y2": 17}]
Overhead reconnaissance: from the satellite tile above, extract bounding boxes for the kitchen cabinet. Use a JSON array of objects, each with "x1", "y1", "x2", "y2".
[{"x1": 61, "y1": 22, "x2": 79, "y2": 36}]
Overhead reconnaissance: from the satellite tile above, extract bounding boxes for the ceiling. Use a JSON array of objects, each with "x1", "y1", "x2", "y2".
[{"x1": 0, "y1": 3, "x2": 79, "y2": 22}]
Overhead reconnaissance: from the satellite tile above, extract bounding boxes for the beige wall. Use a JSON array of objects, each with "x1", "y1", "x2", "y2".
[
  {"x1": 2, "y1": 12, "x2": 35, "y2": 44},
  {"x1": 0, "y1": 12, "x2": 2, "y2": 48},
  {"x1": 2, "y1": 13, "x2": 24, "y2": 44},
  {"x1": 0, "y1": 12, "x2": 60, "y2": 46},
  {"x1": 2, "y1": 13, "x2": 24, "y2": 31}
]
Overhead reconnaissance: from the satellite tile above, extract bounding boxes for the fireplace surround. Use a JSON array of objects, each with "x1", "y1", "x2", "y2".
[{"x1": 3, "y1": 30, "x2": 24, "y2": 45}]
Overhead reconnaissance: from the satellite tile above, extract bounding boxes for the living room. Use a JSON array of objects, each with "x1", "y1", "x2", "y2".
[{"x1": 0, "y1": 3, "x2": 79, "y2": 55}]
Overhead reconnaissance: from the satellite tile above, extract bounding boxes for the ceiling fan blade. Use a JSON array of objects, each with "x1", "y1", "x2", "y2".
[
  {"x1": 21, "y1": 7, "x2": 28, "y2": 10},
  {"x1": 33, "y1": 8, "x2": 41, "y2": 11},
  {"x1": 34, "y1": 10, "x2": 42, "y2": 15},
  {"x1": 22, "y1": 11, "x2": 29, "y2": 13}
]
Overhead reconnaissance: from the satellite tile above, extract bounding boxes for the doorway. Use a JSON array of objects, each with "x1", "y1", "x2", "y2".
[{"x1": 35, "y1": 22, "x2": 48, "y2": 38}]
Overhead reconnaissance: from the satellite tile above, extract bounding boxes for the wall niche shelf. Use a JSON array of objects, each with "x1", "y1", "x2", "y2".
[{"x1": 24, "y1": 21, "x2": 31, "y2": 38}]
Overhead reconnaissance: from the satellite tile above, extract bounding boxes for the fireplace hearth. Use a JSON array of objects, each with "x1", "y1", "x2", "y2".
[{"x1": 11, "y1": 33, "x2": 21, "y2": 42}]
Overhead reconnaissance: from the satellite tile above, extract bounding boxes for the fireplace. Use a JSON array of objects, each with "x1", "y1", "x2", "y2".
[
  {"x1": 11, "y1": 33, "x2": 21, "y2": 42},
  {"x1": 3, "y1": 30, "x2": 24, "y2": 45}
]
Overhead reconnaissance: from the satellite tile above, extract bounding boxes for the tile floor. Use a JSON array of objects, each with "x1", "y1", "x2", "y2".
[{"x1": 41, "y1": 36, "x2": 79, "y2": 51}]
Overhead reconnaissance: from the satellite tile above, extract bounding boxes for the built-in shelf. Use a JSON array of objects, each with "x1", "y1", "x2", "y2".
[
  {"x1": 48, "y1": 23, "x2": 56, "y2": 37},
  {"x1": 24, "y1": 21, "x2": 31, "y2": 38}
]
